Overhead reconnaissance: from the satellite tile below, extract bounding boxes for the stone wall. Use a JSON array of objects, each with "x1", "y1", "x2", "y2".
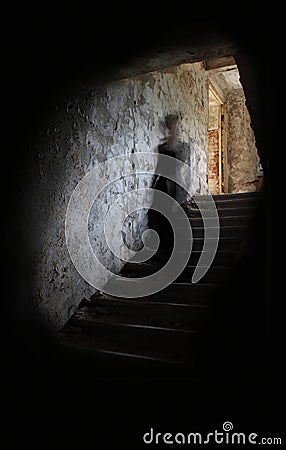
[
  {"x1": 22, "y1": 62, "x2": 209, "y2": 329},
  {"x1": 226, "y1": 89, "x2": 260, "y2": 192}
]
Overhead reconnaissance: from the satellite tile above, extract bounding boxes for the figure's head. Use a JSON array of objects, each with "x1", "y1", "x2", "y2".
[
  {"x1": 165, "y1": 114, "x2": 181, "y2": 131},
  {"x1": 164, "y1": 113, "x2": 185, "y2": 140}
]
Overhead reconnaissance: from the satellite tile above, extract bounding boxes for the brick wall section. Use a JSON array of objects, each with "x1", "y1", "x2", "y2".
[{"x1": 208, "y1": 129, "x2": 219, "y2": 194}]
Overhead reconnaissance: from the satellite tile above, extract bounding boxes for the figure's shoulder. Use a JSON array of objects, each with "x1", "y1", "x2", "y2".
[
  {"x1": 158, "y1": 143, "x2": 176, "y2": 158},
  {"x1": 158, "y1": 142, "x2": 168, "y2": 153}
]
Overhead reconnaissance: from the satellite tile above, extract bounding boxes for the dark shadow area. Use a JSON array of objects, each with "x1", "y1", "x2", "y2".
[
  {"x1": 196, "y1": 188, "x2": 270, "y2": 380},
  {"x1": 2, "y1": 4, "x2": 280, "y2": 447}
]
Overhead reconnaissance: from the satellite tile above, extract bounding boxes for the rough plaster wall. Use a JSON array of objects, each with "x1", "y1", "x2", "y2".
[
  {"x1": 22, "y1": 62, "x2": 208, "y2": 329},
  {"x1": 226, "y1": 89, "x2": 259, "y2": 192}
]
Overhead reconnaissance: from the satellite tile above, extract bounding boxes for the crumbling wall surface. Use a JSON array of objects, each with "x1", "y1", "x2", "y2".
[
  {"x1": 226, "y1": 89, "x2": 259, "y2": 192},
  {"x1": 22, "y1": 63, "x2": 208, "y2": 329}
]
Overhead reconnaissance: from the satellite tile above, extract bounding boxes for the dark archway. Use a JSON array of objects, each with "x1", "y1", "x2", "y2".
[{"x1": 3, "y1": 6, "x2": 278, "y2": 444}]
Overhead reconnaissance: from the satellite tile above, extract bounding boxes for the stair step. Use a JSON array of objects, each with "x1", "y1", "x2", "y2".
[
  {"x1": 151, "y1": 248, "x2": 240, "y2": 266},
  {"x1": 145, "y1": 237, "x2": 242, "y2": 252},
  {"x1": 103, "y1": 278, "x2": 219, "y2": 303},
  {"x1": 177, "y1": 265, "x2": 229, "y2": 283},
  {"x1": 79, "y1": 296, "x2": 207, "y2": 329},
  {"x1": 122, "y1": 249, "x2": 240, "y2": 275},
  {"x1": 135, "y1": 237, "x2": 241, "y2": 254},
  {"x1": 175, "y1": 225, "x2": 249, "y2": 239},
  {"x1": 188, "y1": 215, "x2": 253, "y2": 227},
  {"x1": 192, "y1": 193, "x2": 261, "y2": 207},
  {"x1": 176, "y1": 236, "x2": 241, "y2": 251},
  {"x1": 188, "y1": 249, "x2": 240, "y2": 266},
  {"x1": 154, "y1": 282, "x2": 219, "y2": 302},
  {"x1": 121, "y1": 260, "x2": 229, "y2": 279},
  {"x1": 63, "y1": 315, "x2": 198, "y2": 361},
  {"x1": 200, "y1": 192, "x2": 262, "y2": 201},
  {"x1": 186, "y1": 206, "x2": 258, "y2": 218},
  {"x1": 60, "y1": 333, "x2": 190, "y2": 368}
]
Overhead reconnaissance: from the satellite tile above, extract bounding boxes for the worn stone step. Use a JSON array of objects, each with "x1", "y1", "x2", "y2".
[
  {"x1": 188, "y1": 249, "x2": 240, "y2": 266},
  {"x1": 122, "y1": 257, "x2": 229, "y2": 274},
  {"x1": 122, "y1": 249, "x2": 240, "y2": 275},
  {"x1": 121, "y1": 262, "x2": 230, "y2": 283},
  {"x1": 60, "y1": 332, "x2": 191, "y2": 369},
  {"x1": 63, "y1": 315, "x2": 198, "y2": 361},
  {"x1": 199, "y1": 192, "x2": 262, "y2": 201},
  {"x1": 103, "y1": 278, "x2": 219, "y2": 303},
  {"x1": 187, "y1": 215, "x2": 253, "y2": 227},
  {"x1": 185, "y1": 206, "x2": 258, "y2": 218},
  {"x1": 153, "y1": 282, "x2": 219, "y2": 302},
  {"x1": 121, "y1": 260, "x2": 229, "y2": 284},
  {"x1": 192, "y1": 193, "x2": 261, "y2": 207},
  {"x1": 176, "y1": 265, "x2": 229, "y2": 283},
  {"x1": 145, "y1": 236, "x2": 241, "y2": 252},
  {"x1": 175, "y1": 225, "x2": 249, "y2": 239},
  {"x1": 176, "y1": 236, "x2": 241, "y2": 251},
  {"x1": 147, "y1": 248, "x2": 240, "y2": 266},
  {"x1": 70, "y1": 300, "x2": 206, "y2": 331}
]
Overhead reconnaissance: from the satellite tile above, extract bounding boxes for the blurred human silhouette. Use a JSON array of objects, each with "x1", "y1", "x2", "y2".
[
  {"x1": 154, "y1": 113, "x2": 191, "y2": 205},
  {"x1": 154, "y1": 113, "x2": 180, "y2": 199},
  {"x1": 148, "y1": 113, "x2": 190, "y2": 258}
]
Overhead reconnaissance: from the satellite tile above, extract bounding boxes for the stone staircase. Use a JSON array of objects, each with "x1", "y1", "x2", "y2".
[{"x1": 60, "y1": 192, "x2": 262, "y2": 376}]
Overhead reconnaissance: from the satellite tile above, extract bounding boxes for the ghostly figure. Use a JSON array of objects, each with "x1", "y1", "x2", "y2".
[{"x1": 154, "y1": 114, "x2": 181, "y2": 198}]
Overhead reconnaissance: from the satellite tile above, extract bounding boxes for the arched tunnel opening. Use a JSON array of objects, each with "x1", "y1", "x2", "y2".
[{"x1": 3, "y1": 10, "x2": 279, "y2": 440}]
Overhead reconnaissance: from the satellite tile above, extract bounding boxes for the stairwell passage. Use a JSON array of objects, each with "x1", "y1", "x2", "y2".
[{"x1": 60, "y1": 192, "x2": 262, "y2": 376}]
